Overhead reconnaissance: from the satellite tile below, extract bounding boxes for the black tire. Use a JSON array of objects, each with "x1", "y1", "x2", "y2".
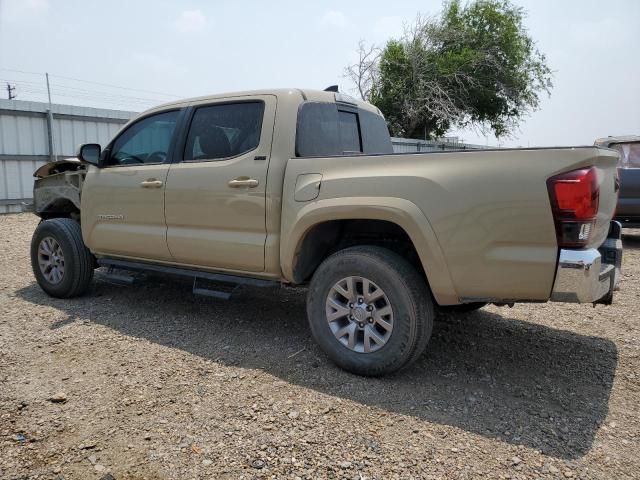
[
  {"x1": 30, "y1": 218, "x2": 94, "y2": 298},
  {"x1": 307, "y1": 246, "x2": 434, "y2": 376},
  {"x1": 438, "y1": 302, "x2": 487, "y2": 314}
]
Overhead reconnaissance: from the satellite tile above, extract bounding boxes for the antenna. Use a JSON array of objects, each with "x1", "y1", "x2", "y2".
[{"x1": 324, "y1": 85, "x2": 339, "y2": 92}]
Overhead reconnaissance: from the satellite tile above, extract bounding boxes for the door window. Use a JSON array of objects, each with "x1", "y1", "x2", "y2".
[
  {"x1": 184, "y1": 102, "x2": 265, "y2": 161},
  {"x1": 108, "y1": 111, "x2": 179, "y2": 166}
]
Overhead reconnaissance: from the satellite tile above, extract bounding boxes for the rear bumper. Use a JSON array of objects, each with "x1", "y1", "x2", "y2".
[{"x1": 550, "y1": 222, "x2": 623, "y2": 304}]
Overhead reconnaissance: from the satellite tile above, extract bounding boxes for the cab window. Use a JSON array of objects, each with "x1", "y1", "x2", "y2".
[
  {"x1": 183, "y1": 102, "x2": 264, "y2": 161},
  {"x1": 338, "y1": 111, "x2": 361, "y2": 153},
  {"x1": 296, "y1": 102, "x2": 393, "y2": 157},
  {"x1": 108, "y1": 111, "x2": 179, "y2": 166}
]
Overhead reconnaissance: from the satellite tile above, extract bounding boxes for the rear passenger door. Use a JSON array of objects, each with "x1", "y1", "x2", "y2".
[{"x1": 164, "y1": 96, "x2": 276, "y2": 272}]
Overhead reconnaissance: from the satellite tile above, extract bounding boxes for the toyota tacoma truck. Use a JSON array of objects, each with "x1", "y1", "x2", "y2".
[{"x1": 30, "y1": 88, "x2": 623, "y2": 376}]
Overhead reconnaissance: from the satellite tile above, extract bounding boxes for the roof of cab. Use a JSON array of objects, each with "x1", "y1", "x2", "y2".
[
  {"x1": 141, "y1": 88, "x2": 381, "y2": 116},
  {"x1": 594, "y1": 135, "x2": 640, "y2": 146}
]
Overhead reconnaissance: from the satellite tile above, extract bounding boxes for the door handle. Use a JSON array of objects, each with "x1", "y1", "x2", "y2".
[
  {"x1": 140, "y1": 179, "x2": 163, "y2": 188},
  {"x1": 228, "y1": 177, "x2": 259, "y2": 188}
]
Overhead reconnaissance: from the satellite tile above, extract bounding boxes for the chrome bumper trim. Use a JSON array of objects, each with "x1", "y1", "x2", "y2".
[{"x1": 550, "y1": 249, "x2": 618, "y2": 303}]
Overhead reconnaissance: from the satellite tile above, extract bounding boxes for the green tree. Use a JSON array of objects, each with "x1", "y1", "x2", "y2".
[{"x1": 346, "y1": 1, "x2": 552, "y2": 139}]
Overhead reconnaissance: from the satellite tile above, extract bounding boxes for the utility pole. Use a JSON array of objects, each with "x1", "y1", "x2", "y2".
[
  {"x1": 45, "y1": 73, "x2": 58, "y2": 161},
  {"x1": 6, "y1": 83, "x2": 16, "y2": 99}
]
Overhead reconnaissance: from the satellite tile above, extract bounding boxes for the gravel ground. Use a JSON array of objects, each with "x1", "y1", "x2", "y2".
[{"x1": 1, "y1": 213, "x2": 639, "y2": 480}]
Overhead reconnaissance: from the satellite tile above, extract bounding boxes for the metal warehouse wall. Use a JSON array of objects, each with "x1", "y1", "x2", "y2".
[{"x1": 0, "y1": 99, "x2": 135, "y2": 213}]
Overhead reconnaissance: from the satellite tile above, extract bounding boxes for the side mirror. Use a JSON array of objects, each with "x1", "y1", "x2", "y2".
[{"x1": 77, "y1": 143, "x2": 102, "y2": 166}]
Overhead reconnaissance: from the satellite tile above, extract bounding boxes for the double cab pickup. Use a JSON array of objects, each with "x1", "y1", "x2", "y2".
[{"x1": 31, "y1": 88, "x2": 623, "y2": 375}]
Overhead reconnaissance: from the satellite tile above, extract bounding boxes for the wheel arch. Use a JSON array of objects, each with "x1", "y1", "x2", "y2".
[
  {"x1": 281, "y1": 197, "x2": 459, "y2": 305},
  {"x1": 37, "y1": 197, "x2": 80, "y2": 220}
]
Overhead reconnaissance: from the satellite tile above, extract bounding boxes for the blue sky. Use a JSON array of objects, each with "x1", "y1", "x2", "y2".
[{"x1": 0, "y1": 0, "x2": 638, "y2": 147}]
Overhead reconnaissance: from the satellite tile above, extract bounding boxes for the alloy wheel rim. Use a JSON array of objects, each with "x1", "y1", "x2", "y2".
[
  {"x1": 38, "y1": 236, "x2": 65, "y2": 284},
  {"x1": 325, "y1": 276, "x2": 393, "y2": 353}
]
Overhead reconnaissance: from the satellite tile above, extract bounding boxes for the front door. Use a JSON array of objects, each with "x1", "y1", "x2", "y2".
[
  {"x1": 164, "y1": 96, "x2": 276, "y2": 272},
  {"x1": 81, "y1": 110, "x2": 181, "y2": 261}
]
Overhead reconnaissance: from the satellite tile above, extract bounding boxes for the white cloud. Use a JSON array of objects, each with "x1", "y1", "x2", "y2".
[
  {"x1": 4, "y1": 0, "x2": 49, "y2": 21},
  {"x1": 373, "y1": 15, "x2": 404, "y2": 39},
  {"x1": 26, "y1": 0, "x2": 48, "y2": 10},
  {"x1": 320, "y1": 10, "x2": 348, "y2": 28},
  {"x1": 131, "y1": 52, "x2": 176, "y2": 73},
  {"x1": 175, "y1": 9, "x2": 206, "y2": 33}
]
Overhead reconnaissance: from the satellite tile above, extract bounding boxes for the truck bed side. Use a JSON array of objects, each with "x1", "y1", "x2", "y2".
[{"x1": 280, "y1": 147, "x2": 619, "y2": 305}]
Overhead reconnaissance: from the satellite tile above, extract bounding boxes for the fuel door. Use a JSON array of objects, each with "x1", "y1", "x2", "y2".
[{"x1": 294, "y1": 173, "x2": 322, "y2": 202}]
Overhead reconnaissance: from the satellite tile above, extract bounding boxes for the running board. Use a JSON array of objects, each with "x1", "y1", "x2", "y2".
[
  {"x1": 100, "y1": 266, "x2": 136, "y2": 285},
  {"x1": 192, "y1": 277, "x2": 238, "y2": 300},
  {"x1": 97, "y1": 258, "x2": 277, "y2": 300}
]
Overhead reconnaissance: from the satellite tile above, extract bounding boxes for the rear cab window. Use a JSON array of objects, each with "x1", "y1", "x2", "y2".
[
  {"x1": 296, "y1": 102, "x2": 393, "y2": 157},
  {"x1": 338, "y1": 111, "x2": 361, "y2": 153}
]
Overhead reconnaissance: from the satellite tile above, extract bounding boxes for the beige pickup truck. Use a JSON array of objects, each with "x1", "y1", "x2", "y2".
[{"x1": 31, "y1": 88, "x2": 623, "y2": 375}]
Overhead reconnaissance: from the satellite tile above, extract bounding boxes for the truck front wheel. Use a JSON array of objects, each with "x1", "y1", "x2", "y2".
[
  {"x1": 30, "y1": 218, "x2": 94, "y2": 298},
  {"x1": 307, "y1": 246, "x2": 434, "y2": 376}
]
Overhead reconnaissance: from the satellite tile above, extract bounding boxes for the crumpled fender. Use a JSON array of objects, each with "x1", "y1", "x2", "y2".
[
  {"x1": 34, "y1": 158, "x2": 84, "y2": 178},
  {"x1": 33, "y1": 158, "x2": 86, "y2": 216}
]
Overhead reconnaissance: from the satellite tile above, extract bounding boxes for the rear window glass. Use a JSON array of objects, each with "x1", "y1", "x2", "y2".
[
  {"x1": 611, "y1": 142, "x2": 640, "y2": 168},
  {"x1": 338, "y1": 111, "x2": 361, "y2": 153},
  {"x1": 360, "y1": 110, "x2": 394, "y2": 154},
  {"x1": 296, "y1": 102, "x2": 392, "y2": 157}
]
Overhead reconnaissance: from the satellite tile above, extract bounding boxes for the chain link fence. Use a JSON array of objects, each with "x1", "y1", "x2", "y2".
[{"x1": 391, "y1": 137, "x2": 487, "y2": 153}]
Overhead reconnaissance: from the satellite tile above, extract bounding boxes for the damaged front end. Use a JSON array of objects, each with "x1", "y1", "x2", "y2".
[{"x1": 33, "y1": 158, "x2": 87, "y2": 220}]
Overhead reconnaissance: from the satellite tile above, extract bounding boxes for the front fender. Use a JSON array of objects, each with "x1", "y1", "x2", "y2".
[{"x1": 280, "y1": 196, "x2": 459, "y2": 305}]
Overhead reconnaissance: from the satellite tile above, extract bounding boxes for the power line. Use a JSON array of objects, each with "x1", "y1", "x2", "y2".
[
  {"x1": 1, "y1": 78, "x2": 161, "y2": 101},
  {"x1": 15, "y1": 86, "x2": 161, "y2": 107},
  {"x1": 0, "y1": 68, "x2": 181, "y2": 99},
  {"x1": 2, "y1": 77, "x2": 169, "y2": 108},
  {"x1": 12, "y1": 86, "x2": 162, "y2": 106},
  {"x1": 49, "y1": 73, "x2": 181, "y2": 98},
  {"x1": 0, "y1": 68, "x2": 42, "y2": 76}
]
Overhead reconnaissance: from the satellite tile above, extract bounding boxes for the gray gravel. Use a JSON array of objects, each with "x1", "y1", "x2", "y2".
[{"x1": 1, "y1": 213, "x2": 639, "y2": 479}]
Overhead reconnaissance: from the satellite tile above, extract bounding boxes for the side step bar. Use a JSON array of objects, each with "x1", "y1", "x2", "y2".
[
  {"x1": 97, "y1": 258, "x2": 278, "y2": 299},
  {"x1": 192, "y1": 277, "x2": 237, "y2": 300},
  {"x1": 101, "y1": 266, "x2": 136, "y2": 285}
]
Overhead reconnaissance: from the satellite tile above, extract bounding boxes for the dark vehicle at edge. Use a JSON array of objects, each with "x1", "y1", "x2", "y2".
[{"x1": 595, "y1": 135, "x2": 640, "y2": 228}]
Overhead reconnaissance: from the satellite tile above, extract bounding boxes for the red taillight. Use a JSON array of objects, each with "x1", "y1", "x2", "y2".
[{"x1": 547, "y1": 167, "x2": 599, "y2": 248}]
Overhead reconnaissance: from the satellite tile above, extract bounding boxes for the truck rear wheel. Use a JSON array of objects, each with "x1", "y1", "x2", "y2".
[
  {"x1": 30, "y1": 218, "x2": 94, "y2": 298},
  {"x1": 307, "y1": 246, "x2": 434, "y2": 376}
]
